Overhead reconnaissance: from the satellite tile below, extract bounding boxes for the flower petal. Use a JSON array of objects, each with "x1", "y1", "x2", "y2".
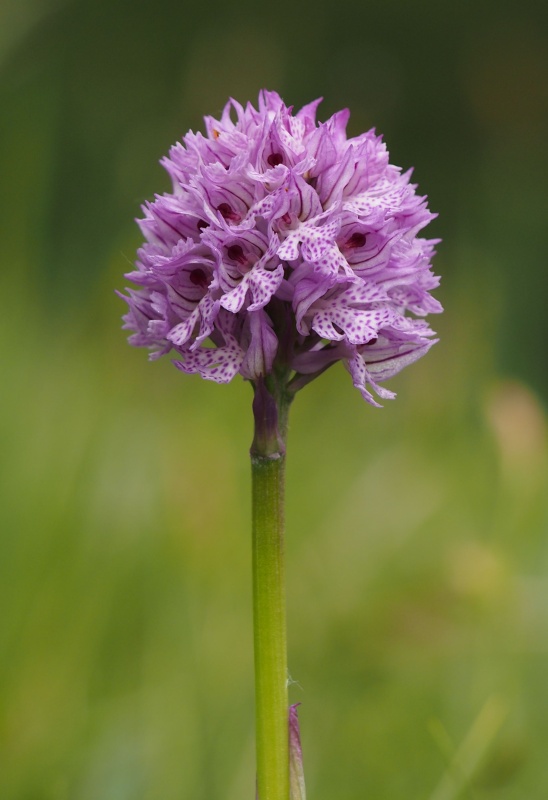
[{"x1": 172, "y1": 335, "x2": 244, "y2": 383}]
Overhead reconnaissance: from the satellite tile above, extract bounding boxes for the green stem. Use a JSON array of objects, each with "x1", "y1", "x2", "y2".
[{"x1": 251, "y1": 380, "x2": 292, "y2": 800}]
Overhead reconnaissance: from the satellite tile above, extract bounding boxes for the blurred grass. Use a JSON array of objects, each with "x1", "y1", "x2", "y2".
[
  {"x1": 1, "y1": 0, "x2": 548, "y2": 797},
  {"x1": 1, "y1": 262, "x2": 547, "y2": 799}
]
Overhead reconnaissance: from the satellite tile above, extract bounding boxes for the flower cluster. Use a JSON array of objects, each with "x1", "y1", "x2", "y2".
[{"x1": 120, "y1": 91, "x2": 441, "y2": 405}]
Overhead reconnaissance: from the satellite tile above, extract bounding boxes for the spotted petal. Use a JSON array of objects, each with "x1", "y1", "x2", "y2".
[
  {"x1": 345, "y1": 349, "x2": 397, "y2": 407},
  {"x1": 167, "y1": 293, "x2": 220, "y2": 348},
  {"x1": 173, "y1": 335, "x2": 244, "y2": 383},
  {"x1": 220, "y1": 265, "x2": 284, "y2": 313}
]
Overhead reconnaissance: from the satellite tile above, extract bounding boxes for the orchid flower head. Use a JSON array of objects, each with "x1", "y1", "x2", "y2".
[{"x1": 120, "y1": 91, "x2": 441, "y2": 405}]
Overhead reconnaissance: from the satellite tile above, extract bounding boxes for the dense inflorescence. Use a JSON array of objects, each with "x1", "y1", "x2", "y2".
[{"x1": 120, "y1": 91, "x2": 442, "y2": 405}]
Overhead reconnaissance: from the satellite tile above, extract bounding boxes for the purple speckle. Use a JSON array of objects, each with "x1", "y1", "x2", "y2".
[
  {"x1": 227, "y1": 244, "x2": 248, "y2": 265},
  {"x1": 345, "y1": 232, "x2": 366, "y2": 249},
  {"x1": 267, "y1": 152, "x2": 284, "y2": 167},
  {"x1": 218, "y1": 203, "x2": 241, "y2": 223},
  {"x1": 189, "y1": 268, "x2": 208, "y2": 288}
]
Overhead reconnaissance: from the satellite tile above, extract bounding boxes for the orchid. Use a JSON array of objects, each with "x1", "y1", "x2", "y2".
[
  {"x1": 119, "y1": 91, "x2": 441, "y2": 800},
  {"x1": 120, "y1": 90, "x2": 441, "y2": 407}
]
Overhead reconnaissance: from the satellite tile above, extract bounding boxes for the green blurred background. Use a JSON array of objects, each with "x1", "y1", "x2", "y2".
[{"x1": 1, "y1": 0, "x2": 547, "y2": 797}]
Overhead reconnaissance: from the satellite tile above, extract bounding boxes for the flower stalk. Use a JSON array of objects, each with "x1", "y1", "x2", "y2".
[{"x1": 251, "y1": 378, "x2": 292, "y2": 800}]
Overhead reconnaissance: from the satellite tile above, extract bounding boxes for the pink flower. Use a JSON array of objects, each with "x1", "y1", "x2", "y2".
[{"x1": 120, "y1": 91, "x2": 441, "y2": 405}]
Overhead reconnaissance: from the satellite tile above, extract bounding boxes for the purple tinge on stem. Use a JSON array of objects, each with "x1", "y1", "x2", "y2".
[
  {"x1": 119, "y1": 91, "x2": 442, "y2": 405},
  {"x1": 255, "y1": 704, "x2": 306, "y2": 800},
  {"x1": 251, "y1": 377, "x2": 286, "y2": 458},
  {"x1": 289, "y1": 704, "x2": 306, "y2": 800}
]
